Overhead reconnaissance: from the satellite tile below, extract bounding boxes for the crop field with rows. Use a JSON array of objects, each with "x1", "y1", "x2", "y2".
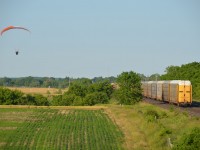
[{"x1": 0, "y1": 108, "x2": 123, "y2": 150}]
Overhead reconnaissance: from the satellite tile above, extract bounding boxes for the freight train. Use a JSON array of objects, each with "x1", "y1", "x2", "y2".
[{"x1": 141, "y1": 80, "x2": 192, "y2": 106}]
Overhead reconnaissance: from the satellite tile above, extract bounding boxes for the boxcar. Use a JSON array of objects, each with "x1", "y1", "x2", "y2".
[
  {"x1": 169, "y1": 80, "x2": 192, "y2": 105},
  {"x1": 141, "y1": 80, "x2": 192, "y2": 106}
]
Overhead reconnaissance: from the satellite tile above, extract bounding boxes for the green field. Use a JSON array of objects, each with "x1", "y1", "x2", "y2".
[
  {"x1": 0, "y1": 104, "x2": 200, "y2": 150},
  {"x1": 0, "y1": 108, "x2": 123, "y2": 150}
]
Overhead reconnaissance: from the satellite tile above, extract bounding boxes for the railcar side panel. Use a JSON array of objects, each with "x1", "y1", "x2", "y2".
[
  {"x1": 178, "y1": 85, "x2": 185, "y2": 103},
  {"x1": 163, "y1": 82, "x2": 170, "y2": 102},
  {"x1": 143, "y1": 82, "x2": 148, "y2": 97},
  {"x1": 147, "y1": 82, "x2": 153, "y2": 98},
  {"x1": 156, "y1": 81, "x2": 164, "y2": 101},
  {"x1": 151, "y1": 82, "x2": 157, "y2": 99},
  {"x1": 169, "y1": 84, "x2": 178, "y2": 103},
  {"x1": 184, "y1": 85, "x2": 192, "y2": 104}
]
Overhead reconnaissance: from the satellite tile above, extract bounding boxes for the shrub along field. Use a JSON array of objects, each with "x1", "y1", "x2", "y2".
[{"x1": 0, "y1": 107, "x2": 123, "y2": 150}]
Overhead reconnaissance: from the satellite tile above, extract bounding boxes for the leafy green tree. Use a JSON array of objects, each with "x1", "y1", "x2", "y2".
[
  {"x1": 85, "y1": 92, "x2": 109, "y2": 105},
  {"x1": 68, "y1": 83, "x2": 87, "y2": 97},
  {"x1": 116, "y1": 71, "x2": 142, "y2": 104},
  {"x1": 72, "y1": 96, "x2": 83, "y2": 106},
  {"x1": 51, "y1": 95, "x2": 62, "y2": 106},
  {"x1": 149, "y1": 73, "x2": 161, "y2": 81},
  {"x1": 0, "y1": 87, "x2": 9, "y2": 104},
  {"x1": 95, "y1": 92, "x2": 109, "y2": 104},
  {"x1": 11, "y1": 90, "x2": 24, "y2": 105},
  {"x1": 26, "y1": 94, "x2": 36, "y2": 105},
  {"x1": 84, "y1": 93, "x2": 97, "y2": 106},
  {"x1": 138, "y1": 73, "x2": 147, "y2": 81},
  {"x1": 0, "y1": 87, "x2": 24, "y2": 105},
  {"x1": 161, "y1": 66, "x2": 181, "y2": 80},
  {"x1": 62, "y1": 93, "x2": 77, "y2": 106},
  {"x1": 88, "y1": 80, "x2": 113, "y2": 98}
]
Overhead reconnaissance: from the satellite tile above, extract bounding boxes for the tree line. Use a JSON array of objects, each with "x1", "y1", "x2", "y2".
[
  {"x1": 0, "y1": 76, "x2": 116, "y2": 88},
  {"x1": 0, "y1": 72, "x2": 142, "y2": 106}
]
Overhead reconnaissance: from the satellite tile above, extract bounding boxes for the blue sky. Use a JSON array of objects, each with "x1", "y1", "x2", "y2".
[{"x1": 0, "y1": 0, "x2": 200, "y2": 78}]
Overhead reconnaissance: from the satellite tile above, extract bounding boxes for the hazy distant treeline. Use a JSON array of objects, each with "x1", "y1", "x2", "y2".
[{"x1": 0, "y1": 76, "x2": 116, "y2": 88}]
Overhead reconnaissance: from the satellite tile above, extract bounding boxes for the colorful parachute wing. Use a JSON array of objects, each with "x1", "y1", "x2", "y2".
[{"x1": 1, "y1": 26, "x2": 30, "y2": 35}]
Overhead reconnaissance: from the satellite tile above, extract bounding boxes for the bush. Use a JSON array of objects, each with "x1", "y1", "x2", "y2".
[
  {"x1": 160, "y1": 111, "x2": 168, "y2": 119},
  {"x1": 34, "y1": 94, "x2": 49, "y2": 106},
  {"x1": 62, "y1": 94, "x2": 76, "y2": 105},
  {"x1": 51, "y1": 95, "x2": 62, "y2": 106},
  {"x1": 0, "y1": 87, "x2": 24, "y2": 105},
  {"x1": 94, "y1": 92, "x2": 109, "y2": 104},
  {"x1": 88, "y1": 81, "x2": 113, "y2": 98},
  {"x1": 159, "y1": 127, "x2": 172, "y2": 136},
  {"x1": 83, "y1": 93, "x2": 97, "y2": 106},
  {"x1": 67, "y1": 84, "x2": 87, "y2": 97},
  {"x1": 173, "y1": 127, "x2": 200, "y2": 150},
  {"x1": 83, "y1": 92, "x2": 109, "y2": 106},
  {"x1": 145, "y1": 109, "x2": 159, "y2": 122},
  {"x1": 72, "y1": 96, "x2": 83, "y2": 106}
]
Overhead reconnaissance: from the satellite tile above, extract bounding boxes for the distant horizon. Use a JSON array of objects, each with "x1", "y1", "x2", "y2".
[
  {"x1": 0, "y1": 60, "x2": 199, "y2": 79},
  {"x1": 0, "y1": 67, "x2": 161, "y2": 78}
]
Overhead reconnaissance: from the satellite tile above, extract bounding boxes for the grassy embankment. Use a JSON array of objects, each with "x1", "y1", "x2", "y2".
[
  {"x1": 105, "y1": 103, "x2": 200, "y2": 150},
  {"x1": 0, "y1": 103, "x2": 199, "y2": 150}
]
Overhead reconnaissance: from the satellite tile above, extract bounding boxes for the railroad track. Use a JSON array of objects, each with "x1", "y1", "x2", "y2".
[{"x1": 143, "y1": 98, "x2": 200, "y2": 117}]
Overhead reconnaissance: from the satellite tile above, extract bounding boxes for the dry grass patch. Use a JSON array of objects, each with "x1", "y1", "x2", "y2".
[
  {"x1": 59, "y1": 109, "x2": 70, "y2": 115},
  {"x1": 0, "y1": 127, "x2": 17, "y2": 130},
  {"x1": 0, "y1": 111, "x2": 32, "y2": 122},
  {"x1": 105, "y1": 105, "x2": 150, "y2": 150},
  {"x1": 8, "y1": 87, "x2": 68, "y2": 96},
  {"x1": 0, "y1": 142, "x2": 6, "y2": 147}
]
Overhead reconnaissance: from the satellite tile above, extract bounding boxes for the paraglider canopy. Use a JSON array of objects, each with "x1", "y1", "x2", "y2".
[
  {"x1": 1, "y1": 26, "x2": 30, "y2": 56},
  {"x1": 1, "y1": 26, "x2": 30, "y2": 36}
]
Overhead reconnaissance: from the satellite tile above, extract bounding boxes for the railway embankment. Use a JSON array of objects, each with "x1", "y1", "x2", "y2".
[{"x1": 143, "y1": 98, "x2": 200, "y2": 117}]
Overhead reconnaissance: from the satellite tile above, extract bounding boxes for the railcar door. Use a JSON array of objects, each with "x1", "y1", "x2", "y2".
[
  {"x1": 178, "y1": 85, "x2": 185, "y2": 103},
  {"x1": 184, "y1": 85, "x2": 192, "y2": 104}
]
